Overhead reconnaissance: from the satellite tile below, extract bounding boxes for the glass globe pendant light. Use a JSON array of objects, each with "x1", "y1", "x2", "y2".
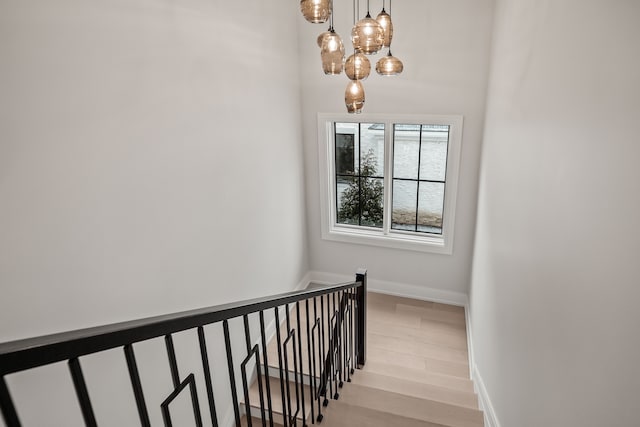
[
  {"x1": 375, "y1": 0, "x2": 402, "y2": 76},
  {"x1": 376, "y1": 0, "x2": 393, "y2": 48},
  {"x1": 317, "y1": 30, "x2": 331, "y2": 47},
  {"x1": 345, "y1": 50, "x2": 371, "y2": 80},
  {"x1": 318, "y1": 2, "x2": 344, "y2": 75},
  {"x1": 345, "y1": 80, "x2": 365, "y2": 114},
  {"x1": 351, "y1": 0, "x2": 384, "y2": 54},
  {"x1": 320, "y1": 29, "x2": 345, "y2": 75},
  {"x1": 376, "y1": 50, "x2": 403, "y2": 75},
  {"x1": 300, "y1": 0, "x2": 331, "y2": 24}
]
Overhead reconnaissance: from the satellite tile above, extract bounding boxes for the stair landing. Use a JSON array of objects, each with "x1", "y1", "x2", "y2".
[{"x1": 321, "y1": 291, "x2": 483, "y2": 427}]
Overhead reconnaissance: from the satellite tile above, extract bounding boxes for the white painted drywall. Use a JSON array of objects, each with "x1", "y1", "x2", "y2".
[
  {"x1": 469, "y1": 0, "x2": 640, "y2": 425},
  {"x1": 0, "y1": 0, "x2": 308, "y2": 425},
  {"x1": 298, "y1": 0, "x2": 495, "y2": 295}
]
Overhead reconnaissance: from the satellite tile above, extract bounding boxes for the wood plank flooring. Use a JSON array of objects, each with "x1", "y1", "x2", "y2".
[{"x1": 320, "y1": 291, "x2": 484, "y2": 426}]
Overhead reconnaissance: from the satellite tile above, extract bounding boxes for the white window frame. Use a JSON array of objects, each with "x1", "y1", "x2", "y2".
[{"x1": 317, "y1": 113, "x2": 463, "y2": 255}]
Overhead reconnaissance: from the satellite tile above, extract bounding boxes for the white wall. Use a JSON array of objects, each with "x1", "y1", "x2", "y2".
[
  {"x1": 0, "y1": 0, "x2": 308, "y2": 425},
  {"x1": 469, "y1": 0, "x2": 640, "y2": 425},
  {"x1": 299, "y1": 0, "x2": 494, "y2": 297}
]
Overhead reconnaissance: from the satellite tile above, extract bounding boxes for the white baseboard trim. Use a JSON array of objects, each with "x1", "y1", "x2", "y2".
[
  {"x1": 465, "y1": 303, "x2": 474, "y2": 380},
  {"x1": 472, "y1": 364, "x2": 501, "y2": 427},
  {"x1": 308, "y1": 270, "x2": 468, "y2": 307},
  {"x1": 295, "y1": 271, "x2": 313, "y2": 291}
]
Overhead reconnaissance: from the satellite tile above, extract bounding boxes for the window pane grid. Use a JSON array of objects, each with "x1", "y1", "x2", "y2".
[
  {"x1": 391, "y1": 124, "x2": 449, "y2": 235},
  {"x1": 335, "y1": 122, "x2": 384, "y2": 229}
]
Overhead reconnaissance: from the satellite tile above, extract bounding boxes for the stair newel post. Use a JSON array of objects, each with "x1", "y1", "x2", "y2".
[{"x1": 355, "y1": 269, "x2": 367, "y2": 367}]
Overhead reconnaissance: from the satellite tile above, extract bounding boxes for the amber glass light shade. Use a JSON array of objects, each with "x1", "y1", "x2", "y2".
[
  {"x1": 300, "y1": 0, "x2": 331, "y2": 24},
  {"x1": 351, "y1": 13, "x2": 384, "y2": 54},
  {"x1": 317, "y1": 30, "x2": 331, "y2": 47},
  {"x1": 345, "y1": 80, "x2": 365, "y2": 114},
  {"x1": 345, "y1": 52, "x2": 371, "y2": 80},
  {"x1": 320, "y1": 31, "x2": 345, "y2": 75},
  {"x1": 376, "y1": 9, "x2": 393, "y2": 48},
  {"x1": 376, "y1": 51, "x2": 403, "y2": 76}
]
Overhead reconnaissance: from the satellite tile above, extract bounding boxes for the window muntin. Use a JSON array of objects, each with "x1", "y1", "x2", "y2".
[
  {"x1": 318, "y1": 113, "x2": 462, "y2": 254},
  {"x1": 334, "y1": 123, "x2": 385, "y2": 228},
  {"x1": 391, "y1": 124, "x2": 449, "y2": 234}
]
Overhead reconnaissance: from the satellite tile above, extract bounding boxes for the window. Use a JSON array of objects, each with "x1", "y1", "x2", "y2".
[{"x1": 318, "y1": 114, "x2": 463, "y2": 254}]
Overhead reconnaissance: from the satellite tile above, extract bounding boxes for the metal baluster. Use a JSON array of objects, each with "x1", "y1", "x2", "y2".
[
  {"x1": 312, "y1": 297, "x2": 323, "y2": 422},
  {"x1": 284, "y1": 305, "x2": 301, "y2": 425},
  {"x1": 165, "y1": 334, "x2": 180, "y2": 388},
  {"x1": 331, "y1": 292, "x2": 340, "y2": 398},
  {"x1": 241, "y1": 346, "x2": 265, "y2": 427},
  {"x1": 325, "y1": 293, "x2": 334, "y2": 403},
  {"x1": 319, "y1": 295, "x2": 327, "y2": 407},
  {"x1": 356, "y1": 270, "x2": 368, "y2": 367},
  {"x1": 295, "y1": 302, "x2": 307, "y2": 426},
  {"x1": 124, "y1": 344, "x2": 151, "y2": 427},
  {"x1": 68, "y1": 358, "x2": 97, "y2": 427},
  {"x1": 273, "y1": 307, "x2": 288, "y2": 427},
  {"x1": 197, "y1": 326, "x2": 219, "y2": 427},
  {"x1": 1, "y1": 376, "x2": 20, "y2": 427},
  {"x1": 259, "y1": 311, "x2": 274, "y2": 427},
  {"x1": 349, "y1": 288, "x2": 355, "y2": 379},
  {"x1": 305, "y1": 299, "x2": 315, "y2": 424},
  {"x1": 223, "y1": 320, "x2": 241, "y2": 427},
  {"x1": 160, "y1": 374, "x2": 203, "y2": 427},
  {"x1": 243, "y1": 315, "x2": 252, "y2": 352},
  {"x1": 344, "y1": 290, "x2": 349, "y2": 383},
  {"x1": 188, "y1": 375, "x2": 204, "y2": 427},
  {"x1": 341, "y1": 290, "x2": 347, "y2": 387},
  {"x1": 326, "y1": 294, "x2": 335, "y2": 404},
  {"x1": 284, "y1": 305, "x2": 293, "y2": 423}
]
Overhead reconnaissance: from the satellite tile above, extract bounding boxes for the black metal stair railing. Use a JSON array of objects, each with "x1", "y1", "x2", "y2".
[{"x1": 0, "y1": 270, "x2": 367, "y2": 427}]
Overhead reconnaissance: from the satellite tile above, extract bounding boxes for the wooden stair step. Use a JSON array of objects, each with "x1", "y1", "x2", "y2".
[
  {"x1": 337, "y1": 383, "x2": 484, "y2": 427},
  {"x1": 350, "y1": 370, "x2": 479, "y2": 409},
  {"x1": 361, "y1": 360, "x2": 475, "y2": 393},
  {"x1": 240, "y1": 415, "x2": 284, "y2": 427},
  {"x1": 369, "y1": 318, "x2": 468, "y2": 351},
  {"x1": 319, "y1": 399, "x2": 450, "y2": 427},
  {"x1": 368, "y1": 331, "x2": 470, "y2": 364},
  {"x1": 367, "y1": 292, "x2": 466, "y2": 334},
  {"x1": 367, "y1": 346, "x2": 470, "y2": 378},
  {"x1": 242, "y1": 375, "x2": 313, "y2": 425}
]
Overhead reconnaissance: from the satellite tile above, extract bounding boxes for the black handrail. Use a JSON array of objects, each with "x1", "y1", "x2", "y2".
[{"x1": 0, "y1": 270, "x2": 368, "y2": 427}]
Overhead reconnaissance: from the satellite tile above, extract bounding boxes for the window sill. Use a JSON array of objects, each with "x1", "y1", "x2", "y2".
[{"x1": 321, "y1": 224, "x2": 453, "y2": 255}]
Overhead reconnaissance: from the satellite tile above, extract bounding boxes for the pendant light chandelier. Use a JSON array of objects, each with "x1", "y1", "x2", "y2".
[
  {"x1": 375, "y1": 0, "x2": 403, "y2": 76},
  {"x1": 345, "y1": 51, "x2": 371, "y2": 80},
  {"x1": 300, "y1": 0, "x2": 404, "y2": 113},
  {"x1": 345, "y1": 80, "x2": 365, "y2": 114},
  {"x1": 375, "y1": 2, "x2": 393, "y2": 48},
  {"x1": 351, "y1": 1, "x2": 384, "y2": 55},
  {"x1": 300, "y1": 0, "x2": 331, "y2": 23},
  {"x1": 318, "y1": 1, "x2": 345, "y2": 75}
]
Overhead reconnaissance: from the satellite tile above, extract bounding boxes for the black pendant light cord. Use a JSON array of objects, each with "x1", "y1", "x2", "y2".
[{"x1": 329, "y1": 0, "x2": 334, "y2": 31}]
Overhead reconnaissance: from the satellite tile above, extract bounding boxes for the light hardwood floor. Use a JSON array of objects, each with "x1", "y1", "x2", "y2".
[
  {"x1": 242, "y1": 291, "x2": 484, "y2": 427},
  {"x1": 323, "y1": 292, "x2": 484, "y2": 427}
]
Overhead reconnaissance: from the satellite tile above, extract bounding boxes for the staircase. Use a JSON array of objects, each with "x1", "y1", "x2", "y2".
[
  {"x1": 0, "y1": 271, "x2": 483, "y2": 427},
  {"x1": 241, "y1": 289, "x2": 484, "y2": 427}
]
